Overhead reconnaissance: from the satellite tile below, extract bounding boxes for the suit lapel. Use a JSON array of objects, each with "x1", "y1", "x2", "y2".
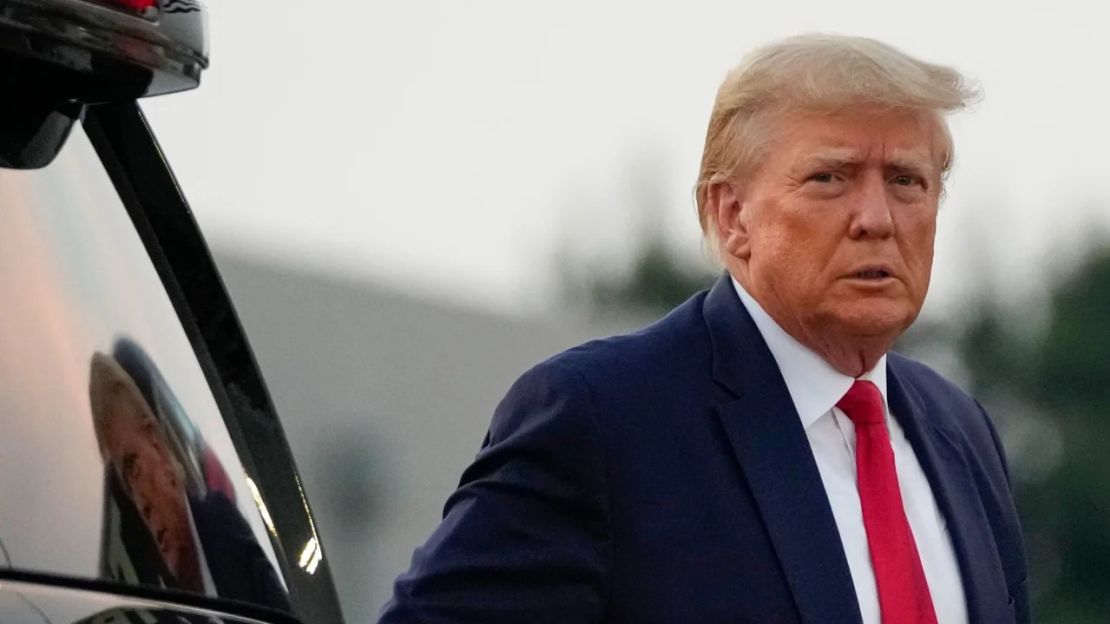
[
  {"x1": 886, "y1": 364, "x2": 1011, "y2": 622},
  {"x1": 704, "y1": 275, "x2": 862, "y2": 624}
]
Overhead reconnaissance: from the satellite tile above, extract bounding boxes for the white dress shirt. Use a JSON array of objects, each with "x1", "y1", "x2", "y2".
[{"x1": 732, "y1": 279, "x2": 967, "y2": 624}]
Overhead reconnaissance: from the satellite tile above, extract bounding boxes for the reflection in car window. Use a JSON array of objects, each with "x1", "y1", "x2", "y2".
[
  {"x1": 89, "y1": 341, "x2": 289, "y2": 609},
  {"x1": 0, "y1": 126, "x2": 288, "y2": 611}
]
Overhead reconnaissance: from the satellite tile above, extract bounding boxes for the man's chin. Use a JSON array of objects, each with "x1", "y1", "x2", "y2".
[
  {"x1": 161, "y1": 545, "x2": 179, "y2": 574},
  {"x1": 162, "y1": 535, "x2": 191, "y2": 576},
  {"x1": 828, "y1": 304, "x2": 915, "y2": 339}
]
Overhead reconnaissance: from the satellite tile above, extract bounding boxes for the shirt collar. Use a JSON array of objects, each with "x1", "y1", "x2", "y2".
[{"x1": 731, "y1": 277, "x2": 888, "y2": 429}]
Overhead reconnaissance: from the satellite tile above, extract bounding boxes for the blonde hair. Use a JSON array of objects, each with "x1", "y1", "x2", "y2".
[
  {"x1": 88, "y1": 351, "x2": 197, "y2": 494},
  {"x1": 695, "y1": 34, "x2": 980, "y2": 244}
]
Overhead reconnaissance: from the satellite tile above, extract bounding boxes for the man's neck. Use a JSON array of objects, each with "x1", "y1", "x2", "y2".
[
  {"x1": 732, "y1": 277, "x2": 889, "y2": 426},
  {"x1": 728, "y1": 270, "x2": 895, "y2": 377},
  {"x1": 794, "y1": 328, "x2": 892, "y2": 377}
]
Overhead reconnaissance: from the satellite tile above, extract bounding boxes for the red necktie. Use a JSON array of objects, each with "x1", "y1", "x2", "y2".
[{"x1": 837, "y1": 380, "x2": 938, "y2": 624}]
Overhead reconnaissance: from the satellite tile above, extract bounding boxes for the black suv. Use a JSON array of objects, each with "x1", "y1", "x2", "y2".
[{"x1": 0, "y1": 1, "x2": 344, "y2": 622}]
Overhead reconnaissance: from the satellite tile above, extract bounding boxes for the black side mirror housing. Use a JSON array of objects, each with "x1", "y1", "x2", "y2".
[{"x1": 0, "y1": 0, "x2": 208, "y2": 168}]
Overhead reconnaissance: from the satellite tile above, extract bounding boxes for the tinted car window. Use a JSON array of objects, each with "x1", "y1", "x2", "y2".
[{"x1": 0, "y1": 124, "x2": 288, "y2": 610}]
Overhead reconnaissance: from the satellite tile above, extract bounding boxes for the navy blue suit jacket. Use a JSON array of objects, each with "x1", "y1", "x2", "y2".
[
  {"x1": 380, "y1": 275, "x2": 1029, "y2": 623},
  {"x1": 191, "y1": 491, "x2": 292, "y2": 612}
]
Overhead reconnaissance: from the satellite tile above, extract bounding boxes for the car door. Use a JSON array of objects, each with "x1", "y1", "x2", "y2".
[{"x1": 0, "y1": 1, "x2": 344, "y2": 622}]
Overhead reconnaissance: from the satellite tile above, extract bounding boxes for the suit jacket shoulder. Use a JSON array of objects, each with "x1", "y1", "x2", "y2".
[
  {"x1": 526, "y1": 290, "x2": 715, "y2": 414},
  {"x1": 191, "y1": 491, "x2": 292, "y2": 612},
  {"x1": 887, "y1": 351, "x2": 1013, "y2": 485}
]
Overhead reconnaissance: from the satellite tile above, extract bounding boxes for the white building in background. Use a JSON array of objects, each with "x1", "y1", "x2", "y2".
[{"x1": 214, "y1": 250, "x2": 638, "y2": 623}]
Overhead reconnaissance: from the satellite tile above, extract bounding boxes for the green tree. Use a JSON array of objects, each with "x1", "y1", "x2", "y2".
[
  {"x1": 577, "y1": 235, "x2": 717, "y2": 316},
  {"x1": 895, "y1": 246, "x2": 1110, "y2": 624}
]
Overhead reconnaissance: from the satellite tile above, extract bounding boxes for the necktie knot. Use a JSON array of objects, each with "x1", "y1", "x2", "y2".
[{"x1": 836, "y1": 380, "x2": 885, "y2": 426}]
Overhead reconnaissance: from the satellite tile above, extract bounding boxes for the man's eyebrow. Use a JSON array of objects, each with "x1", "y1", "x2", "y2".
[
  {"x1": 885, "y1": 148, "x2": 936, "y2": 170},
  {"x1": 792, "y1": 148, "x2": 938, "y2": 177},
  {"x1": 792, "y1": 148, "x2": 865, "y2": 170},
  {"x1": 888, "y1": 156, "x2": 932, "y2": 170}
]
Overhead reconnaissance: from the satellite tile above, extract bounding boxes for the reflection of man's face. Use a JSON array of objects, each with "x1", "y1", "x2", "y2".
[{"x1": 101, "y1": 384, "x2": 197, "y2": 588}]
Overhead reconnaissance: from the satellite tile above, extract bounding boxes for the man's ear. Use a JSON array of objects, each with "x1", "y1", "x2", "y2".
[{"x1": 706, "y1": 180, "x2": 751, "y2": 261}]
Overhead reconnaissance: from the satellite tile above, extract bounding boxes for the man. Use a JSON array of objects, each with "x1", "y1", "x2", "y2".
[
  {"x1": 380, "y1": 34, "x2": 1028, "y2": 623},
  {"x1": 88, "y1": 347, "x2": 291, "y2": 611}
]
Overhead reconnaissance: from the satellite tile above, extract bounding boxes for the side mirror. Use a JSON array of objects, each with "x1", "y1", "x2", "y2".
[{"x1": 0, "y1": 0, "x2": 209, "y2": 168}]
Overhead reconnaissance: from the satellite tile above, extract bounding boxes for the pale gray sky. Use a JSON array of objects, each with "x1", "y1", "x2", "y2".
[{"x1": 144, "y1": 0, "x2": 1110, "y2": 318}]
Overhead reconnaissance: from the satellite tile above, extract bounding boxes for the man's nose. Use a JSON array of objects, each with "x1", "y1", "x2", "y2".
[{"x1": 849, "y1": 174, "x2": 895, "y2": 239}]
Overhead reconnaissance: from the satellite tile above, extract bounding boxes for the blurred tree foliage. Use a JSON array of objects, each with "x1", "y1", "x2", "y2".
[
  {"x1": 965, "y1": 248, "x2": 1110, "y2": 624},
  {"x1": 583, "y1": 237, "x2": 1110, "y2": 623},
  {"x1": 578, "y1": 236, "x2": 718, "y2": 315}
]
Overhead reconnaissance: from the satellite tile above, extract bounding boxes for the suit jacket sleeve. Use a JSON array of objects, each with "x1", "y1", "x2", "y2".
[
  {"x1": 192, "y1": 491, "x2": 292, "y2": 612},
  {"x1": 378, "y1": 360, "x2": 611, "y2": 623}
]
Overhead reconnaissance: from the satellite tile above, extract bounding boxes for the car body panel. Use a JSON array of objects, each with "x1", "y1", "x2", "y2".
[{"x1": 0, "y1": 577, "x2": 276, "y2": 623}]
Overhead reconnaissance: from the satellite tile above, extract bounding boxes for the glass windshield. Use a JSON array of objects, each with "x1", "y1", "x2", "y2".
[{"x1": 0, "y1": 123, "x2": 290, "y2": 612}]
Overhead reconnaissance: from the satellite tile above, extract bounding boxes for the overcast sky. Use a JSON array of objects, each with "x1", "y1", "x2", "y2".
[{"x1": 143, "y1": 0, "x2": 1110, "y2": 319}]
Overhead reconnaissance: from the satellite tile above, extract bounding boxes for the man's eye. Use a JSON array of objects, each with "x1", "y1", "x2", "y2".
[
  {"x1": 892, "y1": 174, "x2": 919, "y2": 187},
  {"x1": 808, "y1": 172, "x2": 837, "y2": 183},
  {"x1": 123, "y1": 452, "x2": 139, "y2": 480}
]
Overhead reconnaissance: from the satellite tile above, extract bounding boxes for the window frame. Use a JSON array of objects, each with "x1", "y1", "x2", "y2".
[{"x1": 69, "y1": 101, "x2": 346, "y2": 624}]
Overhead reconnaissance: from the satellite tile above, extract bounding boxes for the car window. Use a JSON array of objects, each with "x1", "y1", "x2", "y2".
[{"x1": 0, "y1": 124, "x2": 289, "y2": 611}]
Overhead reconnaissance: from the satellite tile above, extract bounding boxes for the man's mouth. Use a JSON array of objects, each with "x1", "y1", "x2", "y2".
[{"x1": 854, "y1": 269, "x2": 891, "y2": 279}]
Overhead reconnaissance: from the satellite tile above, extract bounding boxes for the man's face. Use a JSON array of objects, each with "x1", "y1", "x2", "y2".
[
  {"x1": 727, "y1": 107, "x2": 943, "y2": 355},
  {"x1": 102, "y1": 387, "x2": 194, "y2": 580}
]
